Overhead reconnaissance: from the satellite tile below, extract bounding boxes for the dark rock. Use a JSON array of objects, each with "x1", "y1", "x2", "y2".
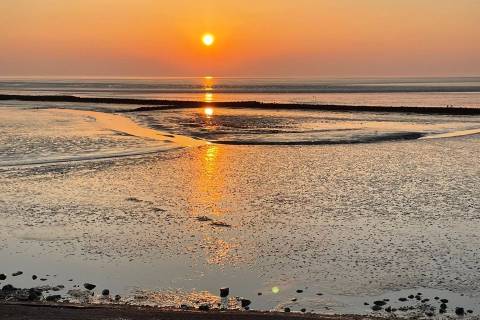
[
  {"x1": 439, "y1": 309, "x2": 446, "y2": 314},
  {"x1": 399, "y1": 297, "x2": 408, "y2": 302},
  {"x1": 392, "y1": 308, "x2": 397, "y2": 312},
  {"x1": 440, "y1": 298, "x2": 449, "y2": 303},
  {"x1": 383, "y1": 298, "x2": 390, "y2": 302},
  {"x1": 417, "y1": 292, "x2": 422, "y2": 295},
  {"x1": 83, "y1": 283, "x2": 96, "y2": 290},
  {"x1": 284, "y1": 307, "x2": 291, "y2": 313},
  {"x1": 180, "y1": 304, "x2": 193, "y2": 310},
  {"x1": 316, "y1": 293, "x2": 323, "y2": 296},
  {"x1": 422, "y1": 298, "x2": 430, "y2": 303},
  {"x1": 385, "y1": 306, "x2": 392, "y2": 313},
  {"x1": 102, "y1": 289, "x2": 110, "y2": 296},
  {"x1": 296, "y1": 289, "x2": 303, "y2": 293},
  {"x1": 32, "y1": 275, "x2": 37, "y2": 280},
  {"x1": 198, "y1": 304, "x2": 210, "y2": 311},
  {"x1": 371, "y1": 305, "x2": 382, "y2": 311},
  {"x1": 467, "y1": 310, "x2": 473, "y2": 314},
  {"x1": 291, "y1": 298, "x2": 297, "y2": 302},
  {"x1": 0, "y1": 274, "x2": 6, "y2": 281},
  {"x1": 28, "y1": 288, "x2": 43, "y2": 301},
  {"x1": 415, "y1": 295, "x2": 421, "y2": 300},
  {"x1": 257, "y1": 292, "x2": 262, "y2": 296},
  {"x1": 40, "y1": 278, "x2": 47, "y2": 281},
  {"x1": 220, "y1": 287, "x2": 229, "y2": 297},
  {"x1": 440, "y1": 303, "x2": 447, "y2": 310},
  {"x1": 455, "y1": 307, "x2": 465, "y2": 316},
  {"x1": 373, "y1": 300, "x2": 387, "y2": 306},
  {"x1": 408, "y1": 295, "x2": 414, "y2": 299},
  {"x1": 2, "y1": 284, "x2": 16, "y2": 291},
  {"x1": 196, "y1": 216, "x2": 212, "y2": 222},
  {"x1": 240, "y1": 299, "x2": 251, "y2": 308},
  {"x1": 364, "y1": 302, "x2": 369, "y2": 305},
  {"x1": 12, "y1": 271, "x2": 23, "y2": 277},
  {"x1": 45, "y1": 295, "x2": 62, "y2": 302},
  {"x1": 425, "y1": 312, "x2": 434, "y2": 317},
  {"x1": 115, "y1": 295, "x2": 121, "y2": 301},
  {"x1": 301, "y1": 308, "x2": 306, "y2": 313},
  {"x1": 434, "y1": 296, "x2": 439, "y2": 300}
]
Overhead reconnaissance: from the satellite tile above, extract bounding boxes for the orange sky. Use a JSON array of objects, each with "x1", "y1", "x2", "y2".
[{"x1": 1, "y1": 0, "x2": 479, "y2": 77}]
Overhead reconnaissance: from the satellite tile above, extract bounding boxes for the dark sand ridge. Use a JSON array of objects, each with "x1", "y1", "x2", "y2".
[
  {"x1": 0, "y1": 303, "x2": 376, "y2": 320},
  {"x1": 1, "y1": 94, "x2": 479, "y2": 115}
]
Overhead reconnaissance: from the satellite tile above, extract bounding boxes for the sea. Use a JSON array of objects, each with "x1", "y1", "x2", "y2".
[{"x1": 0, "y1": 77, "x2": 479, "y2": 316}]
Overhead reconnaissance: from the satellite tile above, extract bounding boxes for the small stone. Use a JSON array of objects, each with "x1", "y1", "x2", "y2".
[
  {"x1": 455, "y1": 307, "x2": 465, "y2": 316},
  {"x1": 415, "y1": 295, "x2": 421, "y2": 300},
  {"x1": 301, "y1": 308, "x2": 306, "y2": 312},
  {"x1": 45, "y1": 295, "x2": 62, "y2": 302},
  {"x1": 440, "y1": 299, "x2": 449, "y2": 303},
  {"x1": 12, "y1": 271, "x2": 23, "y2": 277},
  {"x1": 408, "y1": 295, "x2": 414, "y2": 299},
  {"x1": 364, "y1": 302, "x2": 369, "y2": 305},
  {"x1": 220, "y1": 287, "x2": 229, "y2": 297},
  {"x1": 284, "y1": 307, "x2": 291, "y2": 313},
  {"x1": 102, "y1": 289, "x2": 110, "y2": 296},
  {"x1": 115, "y1": 295, "x2": 121, "y2": 301},
  {"x1": 439, "y1": 309, "x2": 446, "y2": 314},
  {"x1": 291, "y1": 298, "x2": 297, "y2": 302},
  {"x1": 32, "y1": 275, "x2": 37, "y2": 280},
  {"x1": 434, "y1": 296, "x2": 439, "y2": 300},
  {"x1": 316, "y1": 293, "x2": 323, "y2": 296},
  {"x1": 371, "y1": 305, "x2": 382, "y2": 311},
  {"x1": 422, "y1": 298, "x2": 430, "y2": 303},
  {"x1": 440, "y1": 303, "x2": 447, "y2": 310},
  {"x1": 240, "y1": 299, "x2": 251, "y2": 308},
  {"x1": 257, "y1": 292, "x2": 262, "y2": 296},
  {"x1": 199, "y1": 304, "x2": 210, "y2": 311},
  {"x1": 0, "y1": 274, "x2": 6, "y2": 281},
  {"x1": 2, "y1": 284, "x2": 15, "y2": 291},
  {"x1": 425, "y1": 312, "x2": 434, "y2": 317},
  {"x1": 467, "y1": 310, "x2": 473, "y2": 314},
  {"x1": 83, "y1": 283, "x2": 96, "y2": 290},
  {"x1": 296, "y1": 289, "x2": 303, "y2": 293},
  {"x1": 385, "y1": 306, "x2": 392, "y2": 312},
  {"x1": 399, "y1": 297, "x2": 407, "y2": 302},
  {"x1": 374, "y1": 300, "x2": 387, "y2": 306}
]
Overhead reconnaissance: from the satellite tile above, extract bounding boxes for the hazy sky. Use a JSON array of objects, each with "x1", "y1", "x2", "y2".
[{"x1": 1, "y1": 0, "x2": 479, "y2": 77}]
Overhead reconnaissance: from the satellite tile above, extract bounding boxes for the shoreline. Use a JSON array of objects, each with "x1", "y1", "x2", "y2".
[
  {"x1": 1, "y1": 94, "x2": 480, "y2": 115},
  {"x1": 0, "y1": 302, "x2": 372, "y2": 320}
]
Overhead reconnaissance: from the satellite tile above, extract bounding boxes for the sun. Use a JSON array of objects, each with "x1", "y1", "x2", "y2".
[{"x1": 202, "y1": 33, "x2": 215, "y2": 46}]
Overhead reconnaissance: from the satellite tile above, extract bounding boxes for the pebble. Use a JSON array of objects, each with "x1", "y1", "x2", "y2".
[
  {"x1": 0, "y1": 274, "x2": 6, "y2": 280},
  {"x1": 373, "y1": 300, "x2": 387, "y2": 306},
  {"x1": 284, "y1": 307, "x2": 291, "y2": 313},
  {"x1": 83, "y1": 283, "x2": 96, "y2": 290},
  {"x1": 45, "y1": 295, "x2": 62, "y2": 302},
  {"x1": 296, "y1": 289, "x2": 303, "y2": 293},
  {"x1": 115, "y1": 295, "x2": 121, "y2": 301},
  {"x1": 301, "y1": 308, "x2": 306, "y2": 313},
  {"x1": 455, "y1": 307, "x2": 465, "y2": 316},
  {"x1": 102, "y1": 289, "x2": 110, "y2": 296},
  {"x1": 440, "y1": 298, "x2": 449, "y2": 303},
  {"x1": 32, "y1": 275, "x2": 37, "y2": 280},
  {"x1": 371, "y1": 305, "x2": 382, "y2": 311},
  {"x1": 399, "y1": 297, "x2": 407, "y2": 301},
  {"x1": 12, "y1": 271, "x2": 23, "y2": 277},
  {"x1": 240, "y1": 299, "x2": 251, "y2": 308},
  {"x1": 198, "y1": 304, "x2": 210, "y2": 311}
]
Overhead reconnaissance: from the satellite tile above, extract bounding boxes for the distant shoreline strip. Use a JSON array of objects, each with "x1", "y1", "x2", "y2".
[{"x1": 1, "y1": 94, "x2": 479, "y2": 115}]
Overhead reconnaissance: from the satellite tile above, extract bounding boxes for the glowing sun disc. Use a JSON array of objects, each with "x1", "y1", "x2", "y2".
[{"x1": 202, "y1": 33, "x2": 215, "y2": 46}]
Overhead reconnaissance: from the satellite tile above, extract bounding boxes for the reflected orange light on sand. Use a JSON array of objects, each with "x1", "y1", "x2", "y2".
[{"x1": 204, "y1": 107, "x2": 214, "y2": 117}]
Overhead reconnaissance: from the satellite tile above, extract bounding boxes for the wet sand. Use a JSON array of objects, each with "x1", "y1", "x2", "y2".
[{"x1": 0, "y1": 303, "x2": 370, "y2": 320}]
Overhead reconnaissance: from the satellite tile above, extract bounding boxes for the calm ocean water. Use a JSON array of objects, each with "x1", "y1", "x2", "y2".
[{"x1": 1, "y1": 76, "x2": 480, "y2": 107}]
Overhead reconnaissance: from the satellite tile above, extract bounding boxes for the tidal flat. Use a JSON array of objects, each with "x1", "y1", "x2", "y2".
[{"x1": 0, "y1": 101, "x2": 479, "y2": 317}]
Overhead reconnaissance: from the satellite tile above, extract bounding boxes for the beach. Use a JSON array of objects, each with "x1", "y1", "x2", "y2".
[{"x1": 0, "y1": 77, "x2": 480, "y2": 318}]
